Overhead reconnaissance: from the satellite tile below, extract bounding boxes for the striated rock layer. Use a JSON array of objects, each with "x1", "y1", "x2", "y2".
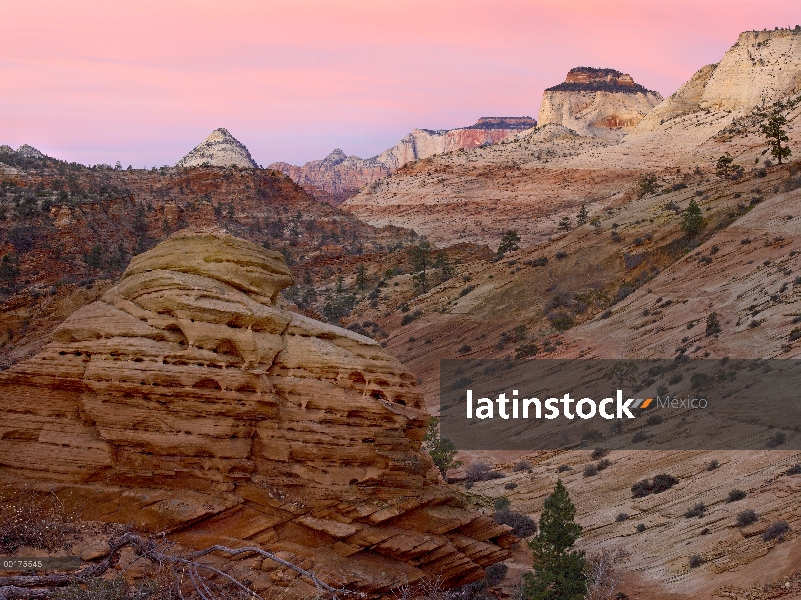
[
  {"x1": 269, "y1": 117, "x2": 536, "y2": 205},
  {"x1": 538, "y1": 67, "x2": 662, "y2": 139},
  {"x1": 176, "y1": 128, "x2": 258, "y2": 168},
  {"x1": 0, "y1": 230, "x2": 512, "y2": 596}
]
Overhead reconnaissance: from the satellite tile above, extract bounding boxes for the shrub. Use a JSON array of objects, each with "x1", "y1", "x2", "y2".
[
  {"x1": 688, "y1": 554, "x2": 703, "y2": 569},
  {"x1": 684, "y1": 503, "x2": 706, "y2": 518},
  {"x1": 646, "y1": 414, "x2": 663, "y2": 426},
  {"x1": 762, "y1": 520, "x2": 790, "y2": 541},
  {"x1": 786, "y1": 464, "x2": 801, "y2": 475},
  {"x1": 504, "y1": 482, "x2": 518, "y2": 490},
  {"x1": 631, "y1": 431, "x2": 648, "y2": 444},
  {"x1": 555, "y1": 251, "x2": 567, "y2": 260},
  {"x1": 459, "y1": 284, "x2": 476, "y2": 297},
  {"x1": 636, "y1": 523, "x2": 646, "y2": 532},
  {"x1": 736, "y1": 509, "x2": 758, "y2": 527},
  {"x1": 767, "y1": 432, "x2": 787, "y2": 448},
  {"x1": 400, "y1": 309, "x2": 422, "y2": 326},
  {"x1": 493, "y1": 509, "x2": 537, "y2": 537},
  {"x1": 596, "y1": 459, "x2": 612, "y2": 471},
  {"x1": 465, "y1": 481, "x2": 474, "y2": 489},
  {"x1": 531, "y1": 257, "x2": 548, "y2": 267},
  {"x1": 513, "y1": 460, "x2": 531, "y2": 472},
  {"x1": 727, "y1": 489, "x2": 746, "y2": 503},
  {"x1": 0, "y1": 490, "x2": 79, "y2": 553},
  {"x1": 494, "y1": 497, "x2": 511, "y2": 511},
  {"x1": 631, "y1": 474, "x2": 679, "y2": 498},
  {"x1": 705, "y1": 312, "x2": 721, "y2": 336},
  {"x1": 707, "y1": 460, "x2": 719, "y2": 471},
  {"x1": 458, "y1": 344, "x2": 472, "y2": 353},
  {"x1": 591, "y1": 448, "x2": 608, "y2": 460},
  {"x1": 583, "y1": 464, "x2": 599, "y2": 477},
  {"x1": 483, "y1": 562, "x2": 508, "y2": 587},
  {"x1": 556, "y1": 465, "x2": 571, "y2": 473},
  {"x1": 465, "y1": 462, "x2": 504, "y2": 482},
  {"x1": 615, "y1": 513, "x2": 629, "y2": 522}
]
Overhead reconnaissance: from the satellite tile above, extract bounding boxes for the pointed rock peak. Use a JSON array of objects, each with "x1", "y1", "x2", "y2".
[
  {"x1": 322, "y1": 149, "x2": 348, "y2": 165},
  {"x1": 15, "y1": 144, "x2": 45, "y2": 158},
  {"x1": 176, "y1": 128, "x2": 258, "y2": 169}
]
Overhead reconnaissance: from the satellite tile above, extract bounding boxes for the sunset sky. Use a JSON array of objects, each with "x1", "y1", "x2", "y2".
[{"x1": 1, "y1": 0, "x2": 799, "y2": 167}]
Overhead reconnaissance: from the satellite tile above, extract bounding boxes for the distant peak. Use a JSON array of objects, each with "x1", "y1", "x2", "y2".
[
  {"x1": 15, "y1": 144, "x2": 45, "y2": 158},
  {"x1": 176, "y1": 128, "x2": 257, "y2": 168},
  {"x1": 466, "y1": 117, "x2": 537, "y2": 130}
]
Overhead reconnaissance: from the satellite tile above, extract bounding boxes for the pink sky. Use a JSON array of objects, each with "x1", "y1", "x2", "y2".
[{"x1": 1, "y1": 0, "x2": 799, "y2": 167}]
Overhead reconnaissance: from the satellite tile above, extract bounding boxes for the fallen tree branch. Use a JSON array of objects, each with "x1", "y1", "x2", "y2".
[{"x1": 0, "y1": 532, "x2": 355, "y2": 600}]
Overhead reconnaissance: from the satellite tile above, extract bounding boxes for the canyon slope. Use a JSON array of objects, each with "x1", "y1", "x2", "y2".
[
  {"x1": 176, "y1": 128, "x2": 259, "y2": 168},
  {"x1": 269, "y1": 117, "x2": 537, "y2": 206},
  {"x1": 343, "y1": 28, "x2": 801, "y2": 248},
  {"x1": 538, "y1": 67, "x2": 663, "y2": 139},
  {"x1": 0, "y1": 231, "x2": 514, "y2": 597}
]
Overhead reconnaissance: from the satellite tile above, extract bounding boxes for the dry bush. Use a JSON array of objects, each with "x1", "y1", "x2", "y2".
[
  {"x1": 0, "y1": 488, "x2": 81, "y2": 553},
  {"x1": 585, "y1": 548, "x2": 630, "y2": 600}
]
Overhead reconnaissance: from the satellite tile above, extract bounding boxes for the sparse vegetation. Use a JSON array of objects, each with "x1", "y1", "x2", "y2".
[
  {"x1": 736, "y1": 509, "x2": 758, "y2": 527},
  {"x1": 727, "y1": 489, "x2": 746, "y2": 503},
  {"x1": 631, "y1": 474, "x2": 679, "y2": 498},
  {"x1": 762, "y1": 520, "x2": 791, "y2": 541},
  {"x1": 422, "y1": 417, "x2": 461, "y2": 479}
]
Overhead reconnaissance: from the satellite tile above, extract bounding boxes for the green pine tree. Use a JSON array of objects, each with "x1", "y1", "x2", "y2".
[
  {"x1": 498, "y1": 230, "x2": 521, "y2": 255},
  {"x1": 355, "y1": 264, "x2": 367, "y2": 290},
  {"x1": 680, "y1": 198, "x2": 704, "y2": 237},
  {"x1": 421, "y1": 417, "x2": 461, "y2": 479},
  {"x1": 576, "y1": 204, "x2": 589, "y2": 226},
  {"x1": 761, "y1": 108, "x2": 792, "y2": 165},
  {"x1": 523, "y1": 480, "x2": 586, "y2": 600}
]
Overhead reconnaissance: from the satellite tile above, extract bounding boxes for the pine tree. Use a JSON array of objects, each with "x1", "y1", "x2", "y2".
[
  {"x1": 523, "y1": 480, "x2": 586, "y2": 600},
  {"x1": 422, "y1": 417, "x2": 461, "y2": 479},
  {"x1": 355, "y1": 264, "x2": 367, "y2": 290},
  {"x1": 576, "y1": 204, "x2": 589, "y2": 226},
  {"x1": 498, "y1": 230, "x2": 521, "y2": 255},
  {"x1": 761, "y1": 108, "x2": 791, "y2": 165},
  {"x1": 680, "y1": 199, "x2": 704, "y2": 237},
  {"x1": 715, "y1": 153, "x2": 734, "y2": 178},
  {"x1": 557, "y1": 216, "x2": 572, "y2": 232}
]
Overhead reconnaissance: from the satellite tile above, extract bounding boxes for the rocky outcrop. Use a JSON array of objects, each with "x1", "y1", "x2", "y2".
[
  {"x1": 0, "y1": 230, "x2": 512, "y2": 596},
  {"x1": 269, "y1": 117, "x2": 536, "y2": 205},
  {"x1": 635, "y1": 28, "x2": 801, "y2": 134},
  {"x1": 15, "y1": 144, "x2": 46, "y2": 159},
  {"x1": 270, "y1": 149, "x2": 391, "y2": 207},
  {"x1": 538, "y1": 67, "x2": 662, "y2": 139},
  {"x1": 176, "y1": 128, "x2": 258, "y2": 168}
]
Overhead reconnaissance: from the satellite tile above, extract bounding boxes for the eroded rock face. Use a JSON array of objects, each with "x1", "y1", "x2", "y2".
[
  {"x1": 176, "y1": 128, "x2": 258, "y2": 168},
  {"x1": 538, "y1": 67, "x2": 662, "y2": 139},
  {"x1": 270, "y1": 118, "x2": 537, "y2": 204},
  {"x1": 0, "y1": 230, "x2": 512, "y2": 595}
]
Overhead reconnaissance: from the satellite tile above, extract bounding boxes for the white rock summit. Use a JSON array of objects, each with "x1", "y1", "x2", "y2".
[{"x1": 176, "y1": 128, "x2": 258, "y2": 168}]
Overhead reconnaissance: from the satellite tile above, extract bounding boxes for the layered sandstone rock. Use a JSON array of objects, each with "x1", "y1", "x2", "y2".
[
  {"x1": 269, "y1": 117, "x2": 536, "y2": 204},
  {"x1": 635, "y1": 28, "x2": 801, "y2": 134},
  {"x1": 176, "y1": 128, "x2": 258, "y2": 168},
  {"x1": 538, "y1": 67, "x2": 662, "y2": 139},
  {"x1": 0, "y1": 230, "x2": 512, "y2": 596}
]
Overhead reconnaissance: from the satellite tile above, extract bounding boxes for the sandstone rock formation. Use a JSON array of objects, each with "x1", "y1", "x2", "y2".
[
  {"x1": 538, "y1": 67, "x2": 662, "y2": 139},
  {"x1": 14, "y1": 144, "x2": 46, "y2": 159},
  {"x1": 176, "y1": 128, "x2": 258, "y2": 168},
  {"x1": 0, "y1": 231, "x2": 513, "y2": 596},
  {"x1": 635, "y1": 28, "x2": 801, "y2": 134},
  {"x1": 269, "y1": 117, "x2": 536, "y2": 205}
]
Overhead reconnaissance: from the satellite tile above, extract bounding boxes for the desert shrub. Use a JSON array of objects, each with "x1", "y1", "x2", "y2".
[
  {"x1": 707, "y1": 460, "x2": 719, "y2": 471},
  {"x1": 459, "y1": 284, "x2": 476, "y2": 297},
  {"x1": 615, "y1": 286, "x2": 633, "y2": 302},
  {"x1": 0, "y1": 490, "x2": 79, "y2": 553},
  {"x1": 465, "y1": 481, "x2": 474, "y2": 489},
  {"x1": 483, "y1": 562, "x2": 508, "y2": 587},
  {"x1": 555, "y1": 251, "x2": 567, "y2": 260},
  {"x1": 513, "y1": 460, "x2": 531, "y2": 472},
  {"x1": 762, "y1": 520, "x2": 790, "y2": 541},
  {"x1": 458, "y1": 344, "x2": 472, "y2": 353},
  {"x1": 400, "y1": 309, "x2": 422, "y2": 326},
  {"x1": 786, "y1": 464, "x2": 801, "y2": 475},
  {"x1": 615, "y1": 513, "x2": 629, "y2": 523},
  {"x1": 767, "y1": 432, "x2": 787, "y2": 448},
  {"x1": 504, "y1": 482, "x2": 518, "y2": 490},
  {"x1": 53, "y1": 576, "x2": 165, "y2": 600},
  {"x1": 727, "y1": 489, "x2": 746, "y2": 503},
  {"x1": 736, "y1": 509, "x2": 758, "y2": 527},
  {"x1": 631, "y1": 431, "x2": 648, "y2": 444},
  {"x1": 596, "y1": 459, "x2": 612, "y2": 471},
  {"x1": 591, "y1": 448, "x2": 608, "y2": 460},
  {"x1": 515, "y1": 343, "x2": 539, "y2": 359},
  {"x1": 636, "y1": 523, "x2": 646, "y2": 532},
  {"x1": 684, "y1": 503, "x2": 706, "y2": 518},
  {"x1": 494, "y1": 497, "x2": 511, "y2": 511},
  {"x1": 600, "y1": 310, "x2": 613, "y2": 319},
  {"x1": 631, "y1": 474, "x2": 679, "y2": 498},
  {"x1": 583, "y1": 464, "x2": 599, "y2": 477},
  {"x1": 557, "y1": 465, "x2": 571, "y2": 473},
  {"x1": 465, "y1": 462, "x2": 504, "y2": 482},
  {"x1": 610, "y1": 231, "x2": 622, "y2": 243},
  {"x1": 493, "y1": 509, "x2": 537, "y2": 537},
  {"x1": 688, "y1": 554, "x2": 703, "y2": 569},
  {"x1": 531, "y1": 257, "x2": 548, "y2": 267},
  {"x1": 646, "y1": 414, "x2": 663, "y2": 426},
  {"x1": 705, "y1": 312, "x2": 721, "y2": 336}
]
